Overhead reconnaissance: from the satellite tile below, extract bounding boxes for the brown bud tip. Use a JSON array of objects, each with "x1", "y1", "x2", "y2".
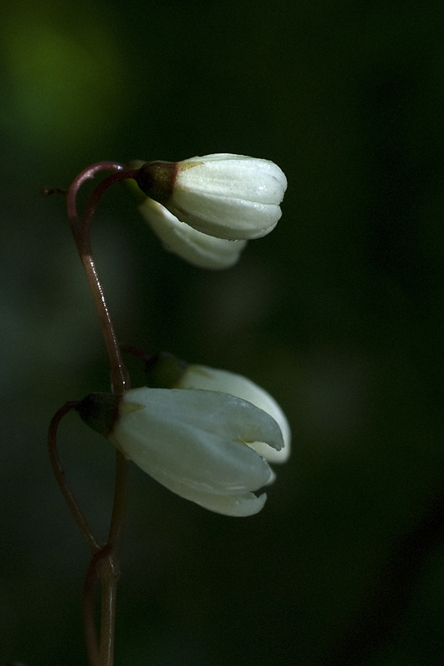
[{"x1": 135, "y1": 161, "x2": 178, "y2": 204}]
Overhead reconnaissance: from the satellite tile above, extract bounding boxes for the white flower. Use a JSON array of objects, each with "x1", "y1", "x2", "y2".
[
  {"x1": 133, "y1": 154, "x2": 287, "y2": 259},
  {"x1": 137, "y1": 197, "x2": 247, "y2": 270},
  {"x1": 78, "y1": 361, "x2": 290, "y2": 516},
  {"x1": 109, "y1": 388, "x2": 285, "y2": 517}
]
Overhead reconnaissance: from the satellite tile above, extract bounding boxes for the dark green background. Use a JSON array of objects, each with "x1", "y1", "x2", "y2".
[{"x1": 1, "y1": 0, "x2": 443, "y2": 664}]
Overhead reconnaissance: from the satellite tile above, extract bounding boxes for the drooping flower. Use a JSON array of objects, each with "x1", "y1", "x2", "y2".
[
  {"x1": 130, "y1": 153, "x2": 287, "y2": 268},
  {"x1": 77, "y1": 359, "x2": 290, "y2": 517},
  {"x1": 78, "y1": 388, "x2": 285, "y2": 517}
]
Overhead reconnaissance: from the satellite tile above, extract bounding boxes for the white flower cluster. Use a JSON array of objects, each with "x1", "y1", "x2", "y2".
[{"x1": 78, "y1": 152, "x2": 290, "y2": 517}]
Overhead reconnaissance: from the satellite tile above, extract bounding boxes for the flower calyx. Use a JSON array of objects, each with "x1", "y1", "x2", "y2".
[
  {"x1": 77, "y1": 392, "x2": 122, "y2": 437},
  {"x1": 135, "y1": 160, "x2": 179, "y2": 206}
]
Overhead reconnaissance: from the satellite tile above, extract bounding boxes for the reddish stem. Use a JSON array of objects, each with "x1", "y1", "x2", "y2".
[
  {"x1": 84, "y1": 554, "x2": 102, "y2": 666},
  {"x1": 74, "y1": 168, "x2": 139, "y2": 395},
  {"x1": 66, "y1": 162, "x2": 125, "y2": 239},
  {"x1": 71, "y1": 168, "x2": 139, "y2": 395},
  {"x1": 48, "y1": 401, "x2": 102, "y2": 554},
  {"x1": 80, "y1": 169, "x2": 139, "y2": 245},
  {"x1": 54, "y1": 161, "x2": 143, "y2": 666}
]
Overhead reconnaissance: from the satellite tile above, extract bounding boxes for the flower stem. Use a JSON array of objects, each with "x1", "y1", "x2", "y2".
[
  {"x1": 80, "y1": 251, "x2": 130, "y2": 394},
  {"x1": 98, "y1": 554, "x2": 120, "y2": 666},
  {"x1": 66, "y1": 163, "x2": 136, "y2": 395},
  {"x1": 61, "y1": 162, "x2": 141, "y2": 666},
  {"x1": 80, "y1": 169, "x2": 139, "y2": 244},
  {"x1": 66, "y1": 162, "x2": 125, "y2": 240},
  {"x1": 84, "y1": 554, "x2": 101, "y2": 666},
  {"x1": 48, "y1": 401, "x2": 102, "y2": 554},
  {"x1": 94, "y1": 448, "x2": 129, "y2": 666},
  {"x1": 76, "y1": 169, "x2": 139, "y2": 394}
]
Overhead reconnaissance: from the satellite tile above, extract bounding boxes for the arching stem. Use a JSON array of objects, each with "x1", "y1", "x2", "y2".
[
  {"x1": 53, "y1": 162, "x2": 144, "y2": 666},
  {"x1": 48, "y1": 401, "x2": 102, "y2": 554},
  {"x1": 76, "y1": 168, "x2": 139, "y2": 394}
]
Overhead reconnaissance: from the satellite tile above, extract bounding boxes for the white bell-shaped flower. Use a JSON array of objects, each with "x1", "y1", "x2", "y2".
[
  {"x1": 109, "y1": 388, "x2": 285, "y2": 516},
  {"x1": 78, "y1": 357, "x2": 290, "y2": 516},
  {"x1": 134, "y1": 153, "x2": 287, "y2": 243}
]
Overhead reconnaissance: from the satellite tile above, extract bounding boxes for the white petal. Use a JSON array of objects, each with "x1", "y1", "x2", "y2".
[
  {"x1": 168, "y1": 194, "x2": 281, "y2": 240},
  {"x1": 111, "y1": 389, "x2": 282, "y2": 514},
  {"x1": 169, "y1": 154, "x2": 287, "y2": 240},
  {"x1": 177, "y1": 366, "x2": 291, "y2": 463},
  {"x1": 158, "y1": 479, "x2": 267, "y2": 517},
  {"x1": 138, "y1": 197, "x2": 246, "y2": 269},
  {"x1": 177, "y1": 155, "x2": 287, "y2": 204}
]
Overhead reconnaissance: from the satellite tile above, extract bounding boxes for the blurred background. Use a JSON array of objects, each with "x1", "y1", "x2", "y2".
[{"x1": 1, "y1": 0, "x2": 444, "y2": 664}]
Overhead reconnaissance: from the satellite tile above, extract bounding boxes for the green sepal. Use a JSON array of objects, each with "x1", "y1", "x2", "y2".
[
  {"x1": 77, "y1": 392, "x2": 122, "y2": 437},
  {"x1": 145, "y1": 352, "x2": 188, "y2": 388}
]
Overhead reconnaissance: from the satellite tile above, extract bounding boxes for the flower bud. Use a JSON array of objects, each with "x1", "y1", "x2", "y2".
[{"x1": 134, "y1": 153, "x2": 287, "y2": 243}]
